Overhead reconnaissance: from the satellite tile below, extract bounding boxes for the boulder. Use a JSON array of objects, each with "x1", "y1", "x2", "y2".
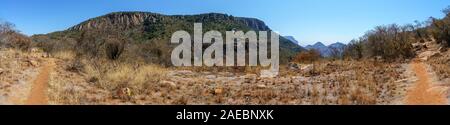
[
  {"x1": 167, "y1": 70, "x2": 194, "y2": 77},
  {"x1": 30, "y1": 48, "x2": 40, "y2": 53},
  {"x1": 42, "y1": 53, "x2": 50, "y2": 58},
  {"x1": 214, "y1": 88, "x2": 223, "y2": 95},
  {"x1": 205, "y1": 75, "x2": 216, "y2": 80},
  {"x1": 430, "y1": 52, "x2": 442, "y2": 59},
  {"x1": 115, "y1": 87, "x2": 132, "y2": 100},
  {"x1": 28, "y1": 60, "x2": 39, "y2": 67},
  {"x1": 418, "y1": 51, "x2": 440, "y2": 61},
  {"x1": 301, "y1": 64, "x2": 313, "y2": 73},
  {"x1": 161, "y1": 80, "x2": 176, "y2": 88},
  {"x1": 438, "y1": 47, "x2": 447, "y2": 52},
  {"x1": 257, "y1": 84, "x2": 267, "y2": 89},
  {"x1": 412, "y1": 43, "x2": 422, "y2": 49},
  {"x1": 288, "y1": 63, "x2": 300, "y2": 70}
]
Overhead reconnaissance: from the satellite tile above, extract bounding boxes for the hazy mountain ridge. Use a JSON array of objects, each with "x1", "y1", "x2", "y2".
[
  {"x1": 283, "y1": 36, "x2": 299, "y2": 44},
  {"x1": 305, "y1": 42, "x2": 346, "y2": 57}
]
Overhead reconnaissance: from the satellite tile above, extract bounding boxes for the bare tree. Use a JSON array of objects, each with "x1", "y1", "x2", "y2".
[
  {"x1": 343, "y1": 39, "x2": 363, "y2": 60},
  {"x1": 443, "y1": 6, "x2": 450, "y2": 16},
  {"x1": 0, "y1": 21, "x2": 15, "y2": 34}
]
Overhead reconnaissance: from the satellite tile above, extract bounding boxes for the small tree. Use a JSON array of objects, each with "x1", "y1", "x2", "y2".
[
  {"x1": 0, "y1": 21, "x2": 16, "y2": 47},
  {"x1": 343, "y1": 39, "x2": 363, "y2": 60},
  {"x1": 105, "y1": 38, "x2": 125, "y2": 60},
  {"x1": 0, "y1": 21, "x2": 31, "y2": 50},
  {"x1": 8, "y1": 33, "x2": 31, "y2": 50},
  {"x1": 443, "y1": 6, "x2": 450, "y2": 16}
]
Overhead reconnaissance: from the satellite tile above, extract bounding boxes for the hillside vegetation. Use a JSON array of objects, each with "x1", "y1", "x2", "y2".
[
  {"x1": 343, "y1": 7, "x2": 450, "y2": 61},
  {"x1": 34, "y1": 12, "x2": 304, "y2": 65},
  {"x1": 1, "y1": 7, "x2": 449, "y2": 105}
]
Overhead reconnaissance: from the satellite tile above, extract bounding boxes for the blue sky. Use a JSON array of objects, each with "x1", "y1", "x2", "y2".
[{"x1": 0, "y1": 0, "x2": 448, "y2": 46}]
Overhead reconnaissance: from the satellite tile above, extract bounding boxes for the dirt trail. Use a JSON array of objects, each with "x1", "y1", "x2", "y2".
[
  {"x1": 404, "y1": 61, "x2": 447, "y2": 105},
  {"x1": 25, "y1": 59, "x2": 54, "y2": 105}
]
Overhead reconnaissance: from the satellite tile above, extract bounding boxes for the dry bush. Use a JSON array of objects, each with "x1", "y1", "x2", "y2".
[
  {"x1": 428, "y1": 51, "x2": 450, "y2": 80},
  {"x1": 105, "y1": 38, "x2": 125, "y2": 60},
  {"x1": 83, "y1": 60, "x2": 167, "y2": 98},
  {"x1": 343, "y1": 39, "x2": 364, "y2": 60},
  {"x1": 429, "y1": 8, "x2": 450, "y2": 47},
  {"x1": 432, "y1": 63, "x2": 450, "y2": 80},
  {"x1": 1, "y1": 21, "x2": 32, "y2": 51},
  {"x1": 292, "y1": 49, "x2": 321, "y2": 63},
  {"x1": 362, "y1": 24, "x2": 415, "y2": 61},
  {"x1": 302, "y1": 60, "x2": 404, "y2": 105},
  {"x1": 0, "y1": 32, "x2": 32, "y2": 51},
  {"x1": 52, "y1": 50, "x2": 77, "y2": 60},
  {"x1": 74, "y1": 30, "x2": 106, "y2": 59},
  {"x1": 33, "y1": 35, "x2": 77, "y2": 57}
]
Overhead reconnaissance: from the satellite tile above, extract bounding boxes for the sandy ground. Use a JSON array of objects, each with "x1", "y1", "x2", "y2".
[
  {"x1": 404, "y1": 61, "x2": 448, "y2": 105},
  {"x1": 25, "y1": 59, "x2": 54, "y2": 105}
]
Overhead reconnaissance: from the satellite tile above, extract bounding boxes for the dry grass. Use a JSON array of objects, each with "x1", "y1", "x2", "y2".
[
  {"x1": 52, "y1": 50, "x2": 76, "y2": 61},
  {"x1": 44, "y1": 49, "x2": 408, "y2": 105},
  {"x1": 47, "y1": 50, "x2": 169, "y2": 104},
  {"x1": 428, "y1": 49, "x2": 450, "y2": 81},
  {"x1": 0, "y1": 48, "x2": 42, "y2": 104}
]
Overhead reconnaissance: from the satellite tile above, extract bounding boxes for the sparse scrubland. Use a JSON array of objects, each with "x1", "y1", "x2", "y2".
[
  {"x1": 1, "y1": 7, "x2": 449, "y2": 105},
  {"x1": 45, "y1": 49, "x2": 407, "y2": 105}
]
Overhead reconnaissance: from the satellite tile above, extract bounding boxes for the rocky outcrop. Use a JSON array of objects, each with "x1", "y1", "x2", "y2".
[
  {"x1": 69, "y1": 12, "x2": 162, "y2": 31},
  {"x1": 236, "y1": 17, "x2": 270, "y2": 31},
  {"x1": 68, "y1": 12, "x2": 270, "y2": 31}
]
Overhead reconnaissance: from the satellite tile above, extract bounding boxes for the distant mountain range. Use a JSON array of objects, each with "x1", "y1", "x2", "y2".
[
  {"x1": 282, "y1": 36, "x2": 346, "y2": 57},
  {"x1": 283, "y1": 36, "x2": 298, "y2": 44},
  {"x1": 305, "y1": 42, "x2": 346, "y2": 57}
]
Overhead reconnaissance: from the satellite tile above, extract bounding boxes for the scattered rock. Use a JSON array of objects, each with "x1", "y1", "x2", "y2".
[
  {"x1": 161, "y1": 80, "x2": 176, "y2": 88},
  {"x1": 412, "y1": 43, "x2": 421, "y2": 48},
  {"x1": 30, "y1": 48, "x2": 40, "y2": 53},
  {"x1": 244, "y1": 74, "x2": 257, "y2": 79},
  {"x1": 288, "y1": 63, "x2": 300, "y2": 70},
  {"x1": 28, "y1": 60, "x2": 39, "y2": 67},
  {"x1": 205, "y1": 75, "x2": 216, "y2": 80},
  {"x1": 257, "y1": 84, "x2": 267, "y2": 88},
  {"x1": 419, "y1": 51, "x2": 440, "y2": 61},
  {"x1": 168, "y1": 70, "x2": 194, "y2": 77},
  {"x1": 42, "y1": 53, "x2": 50, "y2": 58},
  {"x1": 301, "y1": 64, "x2": 313, "y2": 73},
  {"x1": 394, "y1": 79, "x2": 408, "y2": 83},
  {"x1": 430, "y1": 52, "x2": 442, "y2": 58},
  {"x1": 260, "y1": 70, "x2": 278, "y2": 78},
  {"x1": 115, "y1": 87, "x2": 132, "y2": 100},
  {"x1": 88, "y1": 77, "x2": 99, "y2": 83},
  {"x1": 214, "y1": 88, "x2": 223, "y2": 95},
  {"x1": 0, "y1": 68, "x2": 4, "y2": 75},
  {"x1": 375, "y1": 56, "x2": 384, "y2": 62}
]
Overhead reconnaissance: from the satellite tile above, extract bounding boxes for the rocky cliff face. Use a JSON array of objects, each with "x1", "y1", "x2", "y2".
[
  {"x1": 68, "y1": 12, "x2": 270, "y2": 31},
  {"x1": 69, "y1": 12, "x2": 161, "y2": 31},
  {"x1": 236, "y1": 17, "x2": 270, "y2": 31}
]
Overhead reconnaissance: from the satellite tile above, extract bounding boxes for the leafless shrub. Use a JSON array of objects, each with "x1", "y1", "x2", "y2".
[
  {"x1": 292, "y1": 49, "x2": 321, "y2": 63},
  {"x1": 105, "y1": 38, "x2": 125, "y2": 60}
]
